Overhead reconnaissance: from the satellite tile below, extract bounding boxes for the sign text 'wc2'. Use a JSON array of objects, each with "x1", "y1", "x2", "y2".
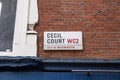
[{"x1": 44, "y1": 32, "x2": 83, "y2": 50}]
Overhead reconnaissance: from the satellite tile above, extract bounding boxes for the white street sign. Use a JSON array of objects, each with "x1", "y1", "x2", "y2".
[{"x1": 44, "y1": 31, "x2": 83, "y2": 50}]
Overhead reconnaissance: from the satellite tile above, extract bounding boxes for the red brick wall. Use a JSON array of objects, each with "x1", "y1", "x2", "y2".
[{"x1": 35, "y1": 0, "x2": 120, "y2": 60}]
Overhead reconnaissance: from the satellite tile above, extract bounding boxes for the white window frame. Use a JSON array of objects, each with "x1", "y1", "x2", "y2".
[
  {"x1": 0, "y1": 2, "x2": 2, "y2": 17},
  {"x1": 0, "y1": 0, "x2": 38, "y2": 56}
]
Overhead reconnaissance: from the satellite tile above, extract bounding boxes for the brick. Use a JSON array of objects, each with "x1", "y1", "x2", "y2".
[{"x1": 35, "y1": 0, "x2": 120, "y2": 60}]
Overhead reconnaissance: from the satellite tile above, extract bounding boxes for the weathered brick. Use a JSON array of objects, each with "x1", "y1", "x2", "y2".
[{"x1": 35, "y1": 0, "x2": 120, "y2": 60}]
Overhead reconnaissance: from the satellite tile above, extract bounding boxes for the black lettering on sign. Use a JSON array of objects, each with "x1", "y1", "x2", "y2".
[
  {"x1": 47, "y1": 39, "x2": 65, "y2": 44},
  {"x1": 47, "y1": 33, "x2": 63, "y2": 38},
  {"x1": 47, "y1": 33, "x2": 51, "y2": 38},
  {"x1": 47, "y1": 39, "x2": 50, "y2": 44}
]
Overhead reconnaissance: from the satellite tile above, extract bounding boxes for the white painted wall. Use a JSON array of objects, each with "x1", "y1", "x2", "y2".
[{"x1": 28, "y1": 0, "x2": 38, "y2": 25}]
